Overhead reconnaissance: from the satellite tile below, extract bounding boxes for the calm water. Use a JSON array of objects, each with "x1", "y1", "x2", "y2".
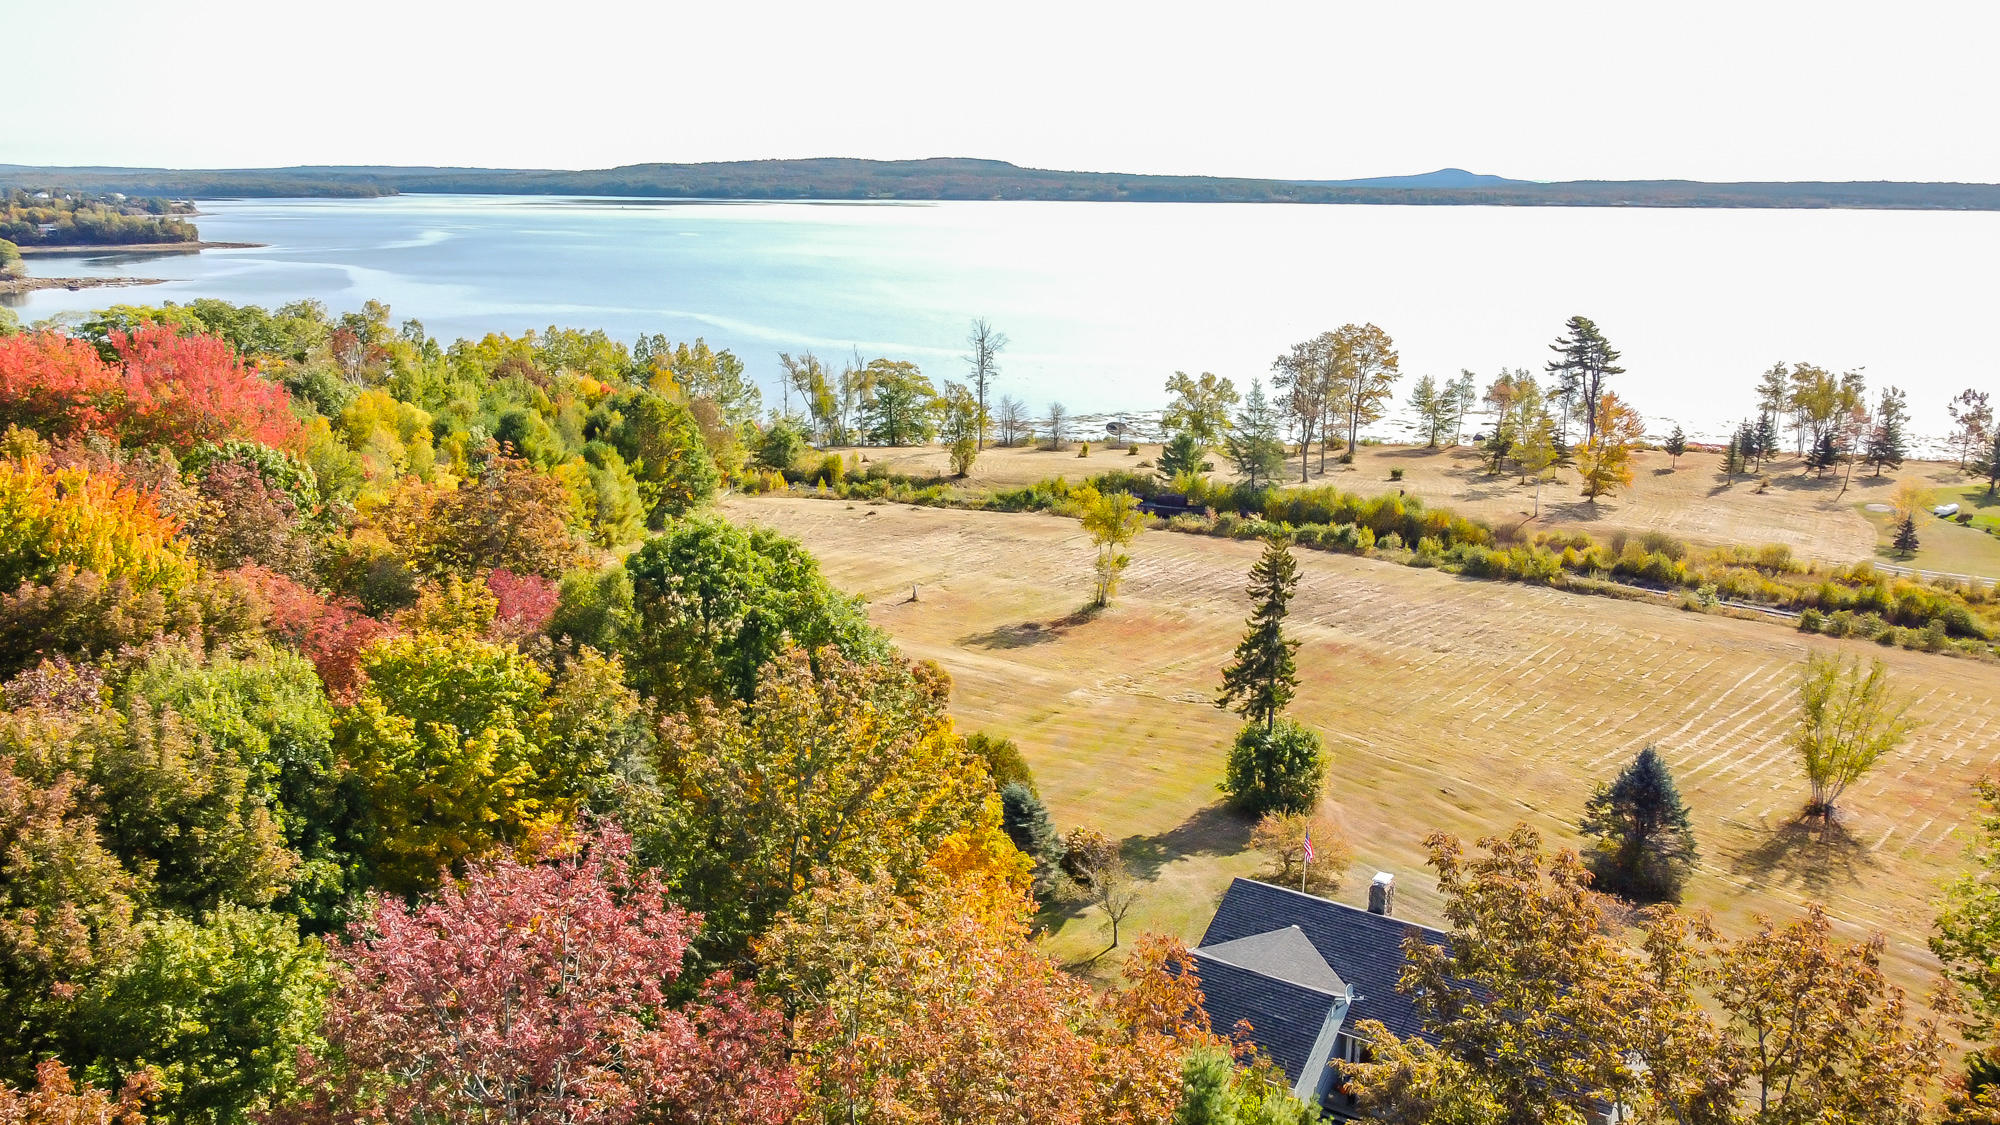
[{"x1": 12, "y1": 195, "x2": 1999, "y2": 445}]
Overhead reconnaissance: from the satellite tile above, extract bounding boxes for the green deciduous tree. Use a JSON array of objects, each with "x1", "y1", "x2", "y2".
[
  {"x1": 1222, "y1": 719, "x2": 1326, "y2": 816},
  {"x1": 1579, "y1": 745, "x2": 1698, "y2": 903},
  {"x1": 858, "y1": 360, "x2": 937, "y2": 446},
  {"x1": 622, "y1": 516, "x2": 885, "y2": 713},
  {"x1": 1077, "y1": 487, "x2": 1143, "y2": 607},
  {"x1": 1216, "y1": 535, "x2": 1300, "y2": 731},
  {"x1": 1330, "y1": 323, "x2": 1400, "y2": 460},
  {"x1": 1791, "y1": 652, "x2": 1916, "y2": 823},
  {"x1": 1935, "y1": 777, "x2": 2000, "y2": 1044}
]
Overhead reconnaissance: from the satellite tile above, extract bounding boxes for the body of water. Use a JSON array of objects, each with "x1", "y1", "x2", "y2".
[{"x1": 11, "y1": 194, "x2": 1998, "y2": 447}]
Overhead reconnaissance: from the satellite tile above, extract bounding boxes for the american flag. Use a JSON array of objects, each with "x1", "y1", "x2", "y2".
[{"x1": 1302, "y1": 833, "x2": 1315, "y2": 863}]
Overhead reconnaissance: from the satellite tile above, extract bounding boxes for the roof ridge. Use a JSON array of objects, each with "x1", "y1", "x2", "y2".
[{"x1": 1229, "y1": 878, "x2": 1451, "y2": 939}]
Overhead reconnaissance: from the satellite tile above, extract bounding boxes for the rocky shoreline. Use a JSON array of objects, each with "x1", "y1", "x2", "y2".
[
  {"x1": 15, "y1": 240, "x2": 261, "y2": 256},
  {"x1": 0, "y1": 274, "x2": 165, "y2": 295}
]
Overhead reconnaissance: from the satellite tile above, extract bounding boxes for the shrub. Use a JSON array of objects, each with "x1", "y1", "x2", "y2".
[
  {"x1": 1389, "y1": 468, "x2": 1405, "y2": 481},
  {"x1": 1222, "y1": 719, "x2": 1327, "y2": 816}
]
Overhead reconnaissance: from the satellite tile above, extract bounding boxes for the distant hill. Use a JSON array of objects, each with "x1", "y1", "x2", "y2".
[
  {"x1": 4, "y1": 158, "x2": 2000, "y2": 209},
  {"x1": 1300, "y1": 167, "x2": 1532, "y2": 189}
]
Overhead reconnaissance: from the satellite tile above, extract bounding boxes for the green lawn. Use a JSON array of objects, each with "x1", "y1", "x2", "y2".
[{"x1": 1859, "y1": 481, "x2": 2000, "y2": 579}]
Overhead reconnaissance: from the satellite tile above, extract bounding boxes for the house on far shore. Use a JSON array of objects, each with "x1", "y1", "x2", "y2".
[{"x1": 1192, "y1": 876, "x2": 1627, "y2": 1122}]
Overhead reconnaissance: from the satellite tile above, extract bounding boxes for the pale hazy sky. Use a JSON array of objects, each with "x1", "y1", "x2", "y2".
[{"x1": 10, "y1": 0, "x2": 2000, "y2": 182}]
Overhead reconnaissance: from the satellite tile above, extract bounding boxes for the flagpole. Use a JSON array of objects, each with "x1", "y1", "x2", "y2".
[{"x1": 1301, "y1": 833, "x2": 1310, "y2": 894}]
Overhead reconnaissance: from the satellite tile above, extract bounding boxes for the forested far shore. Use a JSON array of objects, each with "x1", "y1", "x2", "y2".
[{"x1": 12, "y1": 158, "x2": 2000, "y2": 208}]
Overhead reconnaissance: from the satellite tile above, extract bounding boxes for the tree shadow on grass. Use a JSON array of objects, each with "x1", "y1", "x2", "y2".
[
  {"x1": 1121, "y1": 801, "x2": 1256, "y2": 882},
  {"x1": 1725, "y1": 815, "x2": 1874, "y2": 899},
  {"x1": 960, "y1": 605, "x2": 1104, "y2": 650}
]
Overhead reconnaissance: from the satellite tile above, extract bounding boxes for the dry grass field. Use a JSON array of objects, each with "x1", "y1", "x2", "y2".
[
  {"x1": 830, "y1": 441, "x2": 1995, "y2": 575},
  {"x1": 724, "y1": 494, "x2": 2000, "y2": 994}
]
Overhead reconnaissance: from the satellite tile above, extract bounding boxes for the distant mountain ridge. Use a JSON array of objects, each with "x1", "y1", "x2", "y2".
[{"x1": 4, "y1": 158, "x2": 1999, "y2": 210}]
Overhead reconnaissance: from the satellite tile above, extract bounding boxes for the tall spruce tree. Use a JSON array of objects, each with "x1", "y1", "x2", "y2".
[
  {"x1": 1579, "y1": 746, "x2": 1699, "y2": 903},
  {"x1": 1754, "y1": 412, "x2": 1780, "y2": 469},
  {"x1": 1983, "y1": 430, "x2": 2000, "y2": 497},
  {"x1": 999, "y1": 782, "x2": 1062, "y2": 896},
  {"x1": 1217, "y1": 535, "x2": 1302, "y2": 732},
  {"x1": 1722, "y1": 429, "x2": 1745, "y2": 483},
  {"x1": 1225, "y1": 378, "x2": 1288, "y2": 490}
]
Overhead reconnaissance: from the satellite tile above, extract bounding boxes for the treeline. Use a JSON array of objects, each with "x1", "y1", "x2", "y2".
[
  {"x1": 0, "y1": 189, "x2": 197, "y2": 246},
  {"x1": 12, "y1": 158, "x2": 2000, "y2": 208}
]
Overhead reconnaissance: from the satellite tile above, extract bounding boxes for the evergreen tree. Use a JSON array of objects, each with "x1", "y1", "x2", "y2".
[
  {"x1": 1224, "y1": 378, "x2": 1287, "y2": 490},
  {"x1": 1808, "y1": 429, "x2": 1840, "y2": 476},
  {"x1": 1664, "y1": 424, "x2": 1686, "y2": 468},
  {"x1": 1893, "y1": 513, "x2": 1920, "y2": 555},
  {"x1": 999, "y1": 782, "x2": 1062, "y2": 895},
  {"x1": 1754, "y1": 412, "x2": 1780, "y2": 467},
  {"x1": 1157, "y1": 431, "x2": 1207, "y2": 481},
  {"x1": 1579, "y1": 746, "x2": 1699, "y2": 903},
  {"x1": 1545, "y1": 316, "x2": 1624, "y2": 444},
  {"x1": 1722, "y1": 431, "x2": 1745, "y2": 483},
  {"x1": 1863, "y1": 386, "x2": 1909, "y2": 477},
  {"x1": 1216, "y1": 536, "x2": 1301, "y2": 732},
  {"x1": 1983, "y1": 430, "x2": 2000, "y2": 497}
]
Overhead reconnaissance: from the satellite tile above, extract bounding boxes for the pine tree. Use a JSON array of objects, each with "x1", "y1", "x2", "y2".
[
  {"x1": 1579, "y1": 746, "x2": 1699, "y2": 903},
  {"x1": 1863, "y1": 386, "x2": 1909, "y2": 477},
  {"x1": 1893, "y1": 514, "x2": 1920, "y2": 555},
  {"x1": 1217, "y1": 535, "x2": 1301, "y2": 732},
  {"x1": 1983, "y1": 431, "x2": 2000, "y2": 497},
  {"x1": 1807, "y1": 430, "x2": 1840, "y2": 476},
  {"x1": 999, "y1": 782, "x2": 1062, "y2": 895},
  {"x1": 1664, "y1": 425, "x2": 1686, "y2": 469}
]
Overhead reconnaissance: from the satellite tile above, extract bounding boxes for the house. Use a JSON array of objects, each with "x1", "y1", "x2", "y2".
[
  {"x1": 1193, "y1": 876, "x2": 1628, "y2": 1122},
  {"x1": 1192, "y1": 873, "x2": 1445, "y2": 1113}
]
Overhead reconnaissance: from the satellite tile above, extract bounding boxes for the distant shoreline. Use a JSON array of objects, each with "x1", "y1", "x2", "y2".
[
  {"x1": 1, "y1": 274, "x2": 164, "y2": 295},
  {"x1": 16, "y1": 240, "x2": 262, "y2": 256}
]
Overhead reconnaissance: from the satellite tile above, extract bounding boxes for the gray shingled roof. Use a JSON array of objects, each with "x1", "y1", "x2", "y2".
[
  {"x1": 1197, "y1": 878, "x2": 1450, "y2": 1044},
  {"x1": 1188, "y1": 950, "x2": 1341, "y2": 1084},
  {"x1": 1196, "y1": 925, "x2": 1346, "y2": 993}
]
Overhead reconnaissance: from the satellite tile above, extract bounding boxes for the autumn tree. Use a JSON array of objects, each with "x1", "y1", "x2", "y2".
[
  {"x1": 1216, "y1": 535, "x2": 1301, "y2": 731},
  {"x1": 1060, "y1": 826, "x2": 1141, "y2": 948},
  {"x1": 1078, "y1": 486, "x2": 1144, "y2": 607},
  {"x1": 110, "y1": 326, "x2": 302, "y2": 453},
  {"x1": 759, "y1": 870, "x2": 1217, "y2": 1125},
  {"x1": 337, "y1": 630, "x2": 590, "y2": 894},
  {"x1": 1329, "y1": 323, "x2": 1400, "y2": 460},
  {"x1": 1224, "y1": 378, "x2": 1288, "y2": 489},
  {"x1": 1250, "y1": 807, "x2": 1351, "y2": 895},
  {"x1": 1579, "y1": 745, "x2": 1698, "y2": 903},
  {"x1": 1791, "y1": 652, "x2": 1916, "y2": 823},
  {"x1": 652, "y1": 646, "x2": 987, "y2": 960},
  {"x1": 1163, "y1": 370, "x2": 1240, "y2": 451},
  {"x1": 274, "y1": 828, "x2": 798, "y2": 1125},
  {"x1": 0, "y1": 1061, "x2": 153, "y2": 1125},
  {"x1": 1575, "y1": 392, "x2": 1642, "y2": 502},
  {"x1": 937, "y1": 380, "x2": 981, "y2": 476}
]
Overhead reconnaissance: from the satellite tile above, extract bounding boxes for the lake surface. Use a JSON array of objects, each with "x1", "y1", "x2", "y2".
[{"x1": 12, "y1": 195, "x2": 1998, "y2": 446}]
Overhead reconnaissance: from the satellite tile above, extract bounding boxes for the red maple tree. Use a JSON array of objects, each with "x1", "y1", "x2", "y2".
[
  {"x1": 110, "y1": 326, "x2": 300, "y2": 452},
  {"x1": 274, "y1": 826, "x2": 797, "y2": 1125}
]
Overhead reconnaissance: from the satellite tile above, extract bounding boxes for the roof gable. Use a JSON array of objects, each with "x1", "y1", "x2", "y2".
[
  {"x1": 1198, "y1": 878, "x2": 1450, "y2": 1043},
  {"x1": 1197, "y1": 925, "x2": 1346, "y2": 994}
]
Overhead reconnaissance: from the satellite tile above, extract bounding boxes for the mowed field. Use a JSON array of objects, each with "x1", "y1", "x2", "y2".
[
  {"x1": 830, "y1": 442, "x2": 1992, "y2": 574},
  {"x1": 723, "y1": 495, "x2": 2000, "y2": 993}
]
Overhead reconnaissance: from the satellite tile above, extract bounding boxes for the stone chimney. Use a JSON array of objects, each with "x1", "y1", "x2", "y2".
[{"x1": 1368, "y1": 871, "x2": 1395, "y2": 916}]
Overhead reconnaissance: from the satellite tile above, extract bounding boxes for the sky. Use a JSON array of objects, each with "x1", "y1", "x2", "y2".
[{"x1": 9, "y1": 0, "x2": 2000, "y2": 182}]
